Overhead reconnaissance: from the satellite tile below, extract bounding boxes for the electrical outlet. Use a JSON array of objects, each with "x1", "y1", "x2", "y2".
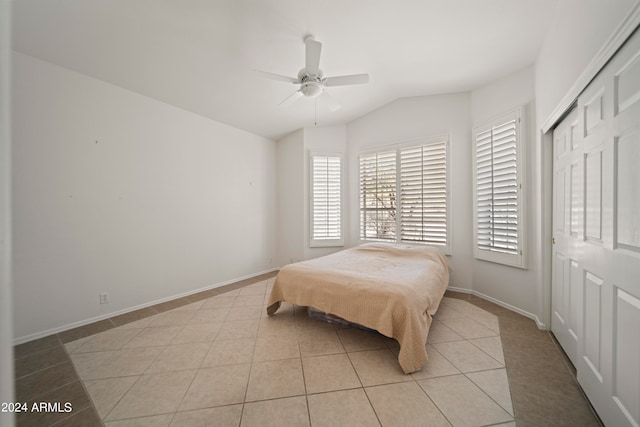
[{"x1": 99, "y1": 292, "x2": 109, "y2": 304}]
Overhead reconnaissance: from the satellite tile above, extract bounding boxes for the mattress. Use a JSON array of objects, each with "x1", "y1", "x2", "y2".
[{"x1": 266, "y1": 242, "x2": 450, "y2": 374}]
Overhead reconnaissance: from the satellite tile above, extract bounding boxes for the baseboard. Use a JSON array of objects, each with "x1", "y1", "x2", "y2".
[
  {"x1": 446, "y1": 286, "x2": 472, "y2": 294},
  {"x1": 446, "y1": 286, "x2": 547, "y2": 330},
  {"x1": 13, "y1": 268, "x2": 278, "y2": 345}
]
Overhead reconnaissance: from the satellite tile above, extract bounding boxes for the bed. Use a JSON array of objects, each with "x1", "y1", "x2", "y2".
[{"x1": 266, "y1": 242, "x2": 450, "y2": 374}]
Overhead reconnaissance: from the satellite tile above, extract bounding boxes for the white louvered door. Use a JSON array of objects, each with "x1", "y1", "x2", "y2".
[{"x1": 551, "y1": 27, "x2": 640, "y2": 427}]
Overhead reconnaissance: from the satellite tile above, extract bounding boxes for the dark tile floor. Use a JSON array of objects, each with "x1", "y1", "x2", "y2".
[
  {"x1": 11, "y1": 277, "x2": 602, "y2": 426},
  {"x1": 446, "y1": 292, "x2": 603, "y2": 427}
]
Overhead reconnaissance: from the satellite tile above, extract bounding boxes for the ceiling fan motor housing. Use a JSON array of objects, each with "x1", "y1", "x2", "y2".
[{"x1": 298, "y1": 67, "x2": 322, "y2": 79}]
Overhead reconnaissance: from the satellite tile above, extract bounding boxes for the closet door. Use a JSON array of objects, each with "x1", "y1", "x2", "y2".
[
  {"x1": 551, "y1": 107, "x2": 582, "y2": 367},
  {"x1": 552, "y1": 27, "x2": 640, "y2": 427}
]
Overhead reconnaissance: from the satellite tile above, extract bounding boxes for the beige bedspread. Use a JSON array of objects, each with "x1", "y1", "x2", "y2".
[{"x1": 266, "y1": 243, "x2": 449, "y2": 374}]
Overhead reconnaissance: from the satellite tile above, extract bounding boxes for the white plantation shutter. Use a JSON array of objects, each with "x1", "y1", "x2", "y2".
[
  {"x1": 400, "y1": 141, "x2": 448, "y2": 248},
  {"x1": 359, "y1": 137, "x2": 450, "y2": 252},
  {"x1": 473, "y1": 109, "x2": 525, "y2": 268},
  {"x1": 310, "y1": 153, "x2": 343, "y2": 247},
  {"x1": 359, "y1": 150, "x2": 397, "y2": 242}
]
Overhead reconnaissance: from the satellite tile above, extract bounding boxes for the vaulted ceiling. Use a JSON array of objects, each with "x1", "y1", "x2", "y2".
[{"x1": 12, "y1": 0, "x2": 557, "y2": 140}]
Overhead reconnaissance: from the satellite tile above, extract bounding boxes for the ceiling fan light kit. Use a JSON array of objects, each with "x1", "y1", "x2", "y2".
[
  {"x1": 300, "y1": 81, "x2": 323, "y2": 98},
  {"x1": 256, "y1": 35, "x2": 370, "y2": 111}
]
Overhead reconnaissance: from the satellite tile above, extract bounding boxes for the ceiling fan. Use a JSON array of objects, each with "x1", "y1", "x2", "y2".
[{"x1": 255, "y1": 35, "x2": 369, "y2": 111}]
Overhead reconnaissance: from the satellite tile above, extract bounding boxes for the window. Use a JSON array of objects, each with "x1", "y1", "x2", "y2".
[
  {"x1": 359, "y1": 137, "x2": 450, "y2": 252},
  {"x1": 400, "y1": 142, "x2": 448, "y2": 246},
  {"x1": 359, "y1": 150, "x2": 397, "y2": 242},
  {"x1": 473, "y1": 108, "x2": 526, "y2": 268},
  {"x1": 310, "y1": 152, "x2": 343, "y2": 247}
]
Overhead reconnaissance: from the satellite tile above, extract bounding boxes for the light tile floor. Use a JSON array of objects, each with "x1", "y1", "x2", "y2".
[{"x1": 64, "y1": 279, "x2": 516, "y2": 426}]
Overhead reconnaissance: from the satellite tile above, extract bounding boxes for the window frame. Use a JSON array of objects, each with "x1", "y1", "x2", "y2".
[
  {"x1": 309, "y1": 151, "x2": 344, "y2": 247},
  {"x1": 472, "y1": 107, "x2": 527, "y2": 268},
  {"x1": 358, "y1": 135, "x2": 451, "y2": 254}
]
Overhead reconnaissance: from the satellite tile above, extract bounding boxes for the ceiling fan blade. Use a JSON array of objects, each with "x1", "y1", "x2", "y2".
[
  {"x1": 320, "y1": 90, "x2": 342, "y2": 112},
  {"x1": 305, "y1": 37, "x2": 322, "y2": 76},
  {"x1": 279, "y1": 90, "x2": 303, "y2": 107},
  {"x1": 254, "y1": 70, "x2": 298, "y2": 84},
  {"x1": 323, "y1": 73, "x2": 370, "y2": 87}
]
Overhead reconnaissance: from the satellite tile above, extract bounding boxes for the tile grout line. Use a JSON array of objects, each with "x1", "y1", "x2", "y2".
[
  {"x1": 411, "y1": 374, "x2": 454, "y2": 427},
  {"x1": 57, "y1": 335, "x2": 105, "y2": 426},
  {"x1": 237, "y1": 281, "x2": 268, "y2": 425},
  {"x1": 422, "y1": 306, "x2": 515, "y2": 424},
  {"x1": 170, "y1": 355, "x2": 203, "y2": 424},
  {"x1": 98, "y1": 373, "x2": 141, "y2": 423},
  {"x1": 289, "y1": 298, "x2": 309, "y2": 426},
  {"x1": 298, "y1": 347, "x2": 312, "y2": 427},
  {"x1": 360, "y1": 386, "x2": 383, "y2": 427},
  {"x1": 146, "y1": 291, "x2": 244, "y2": 420},
  {"x1": 463, "y1": 370, "x2": 515, "y2": 419},
  {"x1": 335, "y1": 325, "x2": 386, "y2": 427},
  {"x1": 47, "y1": 406, "x2": 100, "y2": 427},
  {"x1": 13, "y1": 359, "x2": 69, "y2": 381},
  {"x1": 465, "y1": 334, "x2": 506, "y2": 365},
  {"x1": 424, "y1": 310, "x2": 515, "y2": 425},
  {"x1": 93, "y1": 334, "x2": 167, "y2": 422}
]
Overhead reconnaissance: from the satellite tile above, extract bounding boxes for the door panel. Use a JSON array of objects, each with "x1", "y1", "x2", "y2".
[
  {"x1": 553, "y1": 27, "x2": 640, "y2": 427},
  {"x1": 616, "y1": 131, "x2": 640, "y2": 251},
  {"x1": 570, "y1": 160, "x2": 583, "y2": 238},
  {"x1": 613, "y1": 288, "x2": 640, "y2": 424},
  {"x1": 583, "y1": 270, "x2": 603, "y2": 379},
  {"x1": 552, "y1": 107, "x2": 581, "y2": 366},
  {"x1": 585, "y1": 148, "x2": 603, "y2": 241}
]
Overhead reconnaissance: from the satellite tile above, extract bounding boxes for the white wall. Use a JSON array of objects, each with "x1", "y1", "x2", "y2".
[
  {"x1": 470, "y1": 66, "x2": 540, "y2": 316},
  {"x1": 12, "y1": 53, "x2": 277, "y2": 341},
  {"x1": 346, "y1": 93, "x2": 473, "y2": 290},
  {"x1": 275, "y1": 125, "x2": 348, "y2": 266},
  {"x1": 1, "y1": 2, "x2": 15, "y2": 425},
  {"x1": 470, "y1": 67, "x2": 534, "y2": 125},
  {"x1": 535, "y1": 0, "x2": 639, "y2": 125},
  {"x1": 276, "y1": 129, "x2": 304, "y2": 266}
]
